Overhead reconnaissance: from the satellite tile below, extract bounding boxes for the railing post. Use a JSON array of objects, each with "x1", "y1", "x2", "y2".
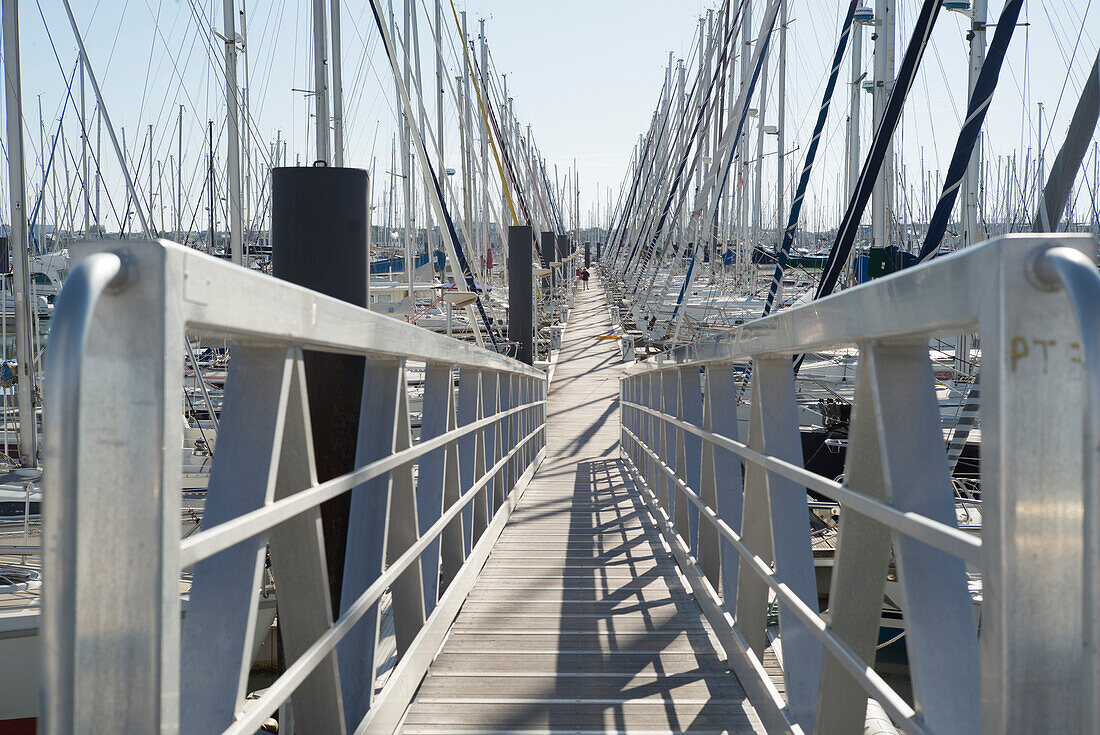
[
  {"x1": 712, "y1": 365, "x2": 745, "y2": 608},
  {"x1": 525, "y1": 376, "x2": 537, "y2": 472},
  {"x1": 516, "y1": 376, "x2": 528, "y2": 478},
  {"x1": 679, "y1": 365, "x2": 703, "y2": 551},
  {"x1": 471, "y1": 371, "x2": 490, "y2": 541},
  {"x1": 498, "y1": 373, "x2": 513, "y2": 506},
  {"x1": 980, "y1": 236, "x2": 1094, "y2": 733},
  {"x1": 534, "y1": 375, "x2": 545, "y2": 457},
  {"x1": 735, "y1": 372, "x2": 776, "y2": 660},
  {"x1": 383, "y1": 361, "x2": 427, "y2": 656},
  {"x1": 699, "y1": 364, "x2": 743, "y2": 595},
  {"x1": 180, "y1": 347, "x2": 304, "y2": 733},
  {"x1": 338, "y1": 357, "x2": 403, "y2": 728},
  {"x1": 660, "y1": 369, "x2": 680, "y2": 515},
  {"x1": 625, "y1": 376, "x2": 639, "y2": 472},
  {"x1": 418, "y1": 363, "x2": 453, "y2": 615},
  {"x1": 439, "y1": 368, "x2": 465, "y2": 593},
  {"x1": 754, "y1": 357, "x2": 821, "y2": 728},
  {"x1": 481, "y1": 371, "x2": 502, "y2": 515},
  {"x1": 624, "y1": 376, "x2": 633, "y2": 455},
  {"x1": 457, "y1": 367, "x2": 482, "y2": 553},
  {"x1": 265, "y1": 353, "x2": 345, "y2": 733},
  {"x1": 625, "y1": 377, "x2": 640, "y2": 470},
  {"x1": 869, "y1": 342, "x2": 979, "y2": 733},
  {"x1": 815, "y1": 351, "x2": 893, "y2": 734},
  {"x1": 646, "y1": 372, "x2": 662, "y2": 500},
  {"x1": 45, "y1": 244, "x2": 183, "y2": 734}
]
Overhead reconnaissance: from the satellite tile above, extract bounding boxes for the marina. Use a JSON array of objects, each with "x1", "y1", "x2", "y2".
[{"x1": 0, "y1": 0, "x2": 1097, "y2": 734}]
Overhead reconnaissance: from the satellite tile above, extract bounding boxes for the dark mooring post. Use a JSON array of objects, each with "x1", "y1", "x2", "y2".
[
  {"x1": 271, "y1": 165, "x2": 369, "y2": 615},
  {"x1": 557, "y1": 234, "x2": 570, "y2": 284},
  {"x1": 540, "y1": 230, "x2": 555, "y2": 267},
  {"x1": 584, "y1": 241, "x2": 591, "y2": 269},
  {"x1": 508, "y1": 225, "x2": 534, "y2": 364},
  {"x1": 540, "y1": 230, "x2": 556, "y2": 299}
]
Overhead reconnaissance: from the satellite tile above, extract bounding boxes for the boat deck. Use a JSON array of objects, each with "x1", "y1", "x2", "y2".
[{"x1": 398, "y1": 276, "x2": 765, "y2": 734}]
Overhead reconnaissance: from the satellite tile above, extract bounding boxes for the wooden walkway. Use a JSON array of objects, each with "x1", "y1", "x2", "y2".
[{"x1": 399, "y1": 276, "x2": 764, "y2": 734}]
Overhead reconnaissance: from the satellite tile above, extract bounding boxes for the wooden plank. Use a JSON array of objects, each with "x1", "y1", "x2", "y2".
[
  {"x1": 413, "y1": 674, "x2": 747, "y2": 700},
  {"x1": 466, "y1": 587, "x2": 688, "y2": 599},
  {"x1": 400, "y1": 702, "x2": 760, "y2": 730},
  {"x1": 455, "y1": 600, "x2": 695, "y2": 616},
  {"x1": 463, "y1": 578, "x2": 686, "y2": 592},
  {"x1": 452, "y1": 615, "x2": 708, "y2": 632},
  {"x1": 440, "y1": 631, "x2": 715, "y2": 653},
  {"x1": 428, "y1": 651, "x2": 729, "y2": 676}
]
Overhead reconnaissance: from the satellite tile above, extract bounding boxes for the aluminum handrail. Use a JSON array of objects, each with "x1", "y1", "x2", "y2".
[
  {"x1": 619, "y1": 233, "x2": 1100, "y2": 734},
  {"x1": 622, "y1": 424, "x2": 927, "y2": 732},
  {"x1": 43, "y1": 239, "x2": 548, "y2": 735},
  {"x1": 40, "y1": 250, "x2": 128, "y2": 735},
  {"x1": 1025, "y1": 244, "x2": 1100, "y2": 735},
  {"x1": 179, "y1": 397, "x2": 542, "y2": 568},
  {"x1": 623, "y1": 400, "x2": 981, "y2": 564}
]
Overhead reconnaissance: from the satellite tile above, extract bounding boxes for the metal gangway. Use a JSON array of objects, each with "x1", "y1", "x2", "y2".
[{"x1": 43, "y1": 233, "x2": 1100, "y2": 734}]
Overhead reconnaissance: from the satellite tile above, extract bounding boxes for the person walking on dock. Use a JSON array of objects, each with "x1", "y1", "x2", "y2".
[{"x1": 580, "y1": 267, "x2": 590, "y2": 289}]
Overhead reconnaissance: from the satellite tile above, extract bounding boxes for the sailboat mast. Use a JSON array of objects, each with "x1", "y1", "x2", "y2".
[
  {"x1": 843, "y1": 10, "x2": 864, "y2": 289},
  {"x1": 222, "y1": 0, "x2": 244, "y2": 265},
  {"x1": 80, "y1": 56, "x2": 90, "y2": 233},
  {"x1": 410, "y1": 2, "x2": 431, "y2": 269},
  {"x1": 871, "y1": 0, "x2": 896, "y2": 249},
  {"x1": 208, "y1": 120, "x2": 215, "y2": 254},
  {"x1": 752, "y1": 43, "x2": 768, "y2": 259},
  {"x1": 312, "y1": 0, "x2": 331, "y2": 163},
  {"x1": 148, "y1": 124, "x2": 156, "y2": 235},
  {"x1": 738, "y1": 4, "x2": 750, "y2": 285},
  {"x1": 434, "y1": 0, "x2": 444, "y2": 259},
  {"x1": 962, "y1": 0, "x2": 987, "y2": 249},
  {"x1": 330, "y1": 0, "x2": 344, "y2": 166},
  {"x1": 401, "y1": 0, "x2": 414, "y2": 297},
  {"x1": 241, "y1": 5, "x2": 251, "y2": 250},
  {"x1": 461, "y1": 11, "x2": 474, "y2": 263},
  {"x1": 177, "y1": 105, "x2": 183, "y2": 240},
  {"x1": 846, "y1": 10, "x2": 864, "y2": 200},
  {"x1": 95, "y1": 103, "x2": 101, "y2": 231},
  {"x1": 37, "y1": 96, "x2": 44, "y2": 251},
  {"x1": 479, "y1": 19, "x2": 490, "y2": 279},
  {"x1": 956, "y1": 0, "x2": 985, "y2": 376},
  {"x1": 775, "y1": 0, "x2": 786, "y2": 248},
  {"x1": 1, "y1": 0, "x2": 39, "y2": 467},
  {"x1": 53, "y1": 130, "x2": 59, "y2": 243}
]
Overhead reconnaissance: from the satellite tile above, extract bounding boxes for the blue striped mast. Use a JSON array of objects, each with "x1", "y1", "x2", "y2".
[
  {"x1": 758, "y1": 0, "x2": 858, "y2": 318},
  {"x1": 814, "y1": 0, "x2": 944, "y2": 302},
  {"x1": 913, "y1": 0, "x2": 1025, "y2": 263}
]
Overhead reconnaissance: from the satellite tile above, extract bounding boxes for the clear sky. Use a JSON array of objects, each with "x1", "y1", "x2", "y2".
[{"x1": 7, "y1": 0, "x2": 1100, "y2": 234}]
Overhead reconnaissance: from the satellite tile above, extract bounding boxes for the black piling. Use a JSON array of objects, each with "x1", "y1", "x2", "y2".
[
  {"x1": 271, "y1": 165, "x2": 369, "y2": 616},
  {"x1": 541, "y1": 230, "x2": 556, "y2": 299},
  {"x1": 540, "y1": 231, "x2": 555, "y2": 267},
  {"x1": 557, "y1": 234, "x2": 570, "y2": 283},
  {"x1": 508, "y1": 225, "x2": 534, "y2": 364}
]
